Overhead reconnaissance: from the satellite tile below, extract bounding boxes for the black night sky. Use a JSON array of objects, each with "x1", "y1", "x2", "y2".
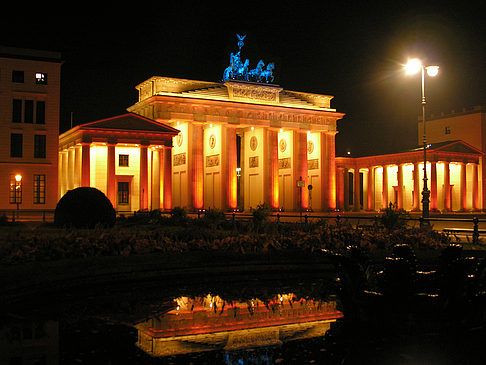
[{"x1": 2, "y1": 2, "x2": 486, "y2": 157}]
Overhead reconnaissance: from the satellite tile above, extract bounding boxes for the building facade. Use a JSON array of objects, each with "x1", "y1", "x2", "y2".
[
  {"x1": 58, "y1": 113, "x2": 178, "y2": 212},
  {"x1": 0, "y1": 46, "x2": 61, "y2": 213},
  {"x1": 338, "y1": 140, "x2": 483, "y2": 212},
  {"x1": 418, "y1": 106, "x2": 486, "y2": 210},
  {"x1": 127, "y1": 77, "x2": 344, "y2": 212}
]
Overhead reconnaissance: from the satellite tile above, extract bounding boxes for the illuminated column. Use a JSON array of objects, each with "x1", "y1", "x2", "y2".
[
  {"x1": 67, "y1": 147, "x2": 75, "y2": 190},
  {"x1": 190, "y1": 124, "x2": 204, "y2": 210},
  {"x1": 163, "y1": 147, "x2": 172, "y2": 211},
  {"x1": 367, "y1": 167, "x2": 375, "y2": 211},
  {"x1": 444, "y1": 161, "x2": 451, "y2": 211},
  {"x1": 59, "y1": 150, "x2": 67, "y2": 197},
  {"x1": 140, "y1": 143, "x2": 148, "y2": 211},
  {"x1": 81, "y1": 142, "x2": 91, "y2": 187},
  {"x1": 321, "y1": 132, "x2": 337, "y2": 211},
  {"x1": 336, "y1": 167, "x2": 345, "y2": 211},
  {"x1": 294, "y1": 131, "x2": 308, "y2": 210},
  {"x1": 152, "y1": 148, "x2": 161, "y2": 210},
  {"x1": 264, "y1": 128, "x2": 279, "y2": 210},
  {"x1": 412, "y1": 162, "x2": 420, "y2": 211},
  {"x1": 224, "y1": 126, "x2": 238, "y2": 210},
  {"x1": 74, "y1": 145, "x2": 82, "y2": 188},
  {"x1": 430, "y1": 161, "x2": 438, "y2": 211},
  {"x1": 353, "y1": 169, "x2": 361, "y2": 211},
  {"x1": 382, "y1": 165, "x2": 388, "y2": 209},
  {"x1": 343, "y1": 168, "x2": 349, "y2": 211},
  {"x1": 460, "y1": 161, "x2": 467, "y2": 211},
  {"x1": 397, "y1": 164, "x2": 403, "y2": 210},
  {"x1": 473, "y1": 163, "x2": 479, "y2": 211},
  {"x1": 106, "y1": 142, "x2": 116, "y2": 208}
]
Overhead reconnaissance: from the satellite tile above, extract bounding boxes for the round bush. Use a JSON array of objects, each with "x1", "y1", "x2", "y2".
[{"x1": 55, "y1": 187, "x2": 116, "y2": 228}]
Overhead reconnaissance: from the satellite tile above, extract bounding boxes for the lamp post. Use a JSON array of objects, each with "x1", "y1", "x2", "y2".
[
  {"x1": 14, "y1": 174, "x2": 22, "y2": 221},
  {"x1": 405, "y1": 59, "x2": 439, "y2": 219}
]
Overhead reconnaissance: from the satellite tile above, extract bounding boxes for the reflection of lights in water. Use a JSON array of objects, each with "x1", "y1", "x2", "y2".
[{"x1": 134, "y1": 293, "x2": 343, "y2": 357}]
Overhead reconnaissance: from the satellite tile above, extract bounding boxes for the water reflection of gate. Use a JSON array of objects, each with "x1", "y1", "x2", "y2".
[{"x1": 135, "y1": 293, "x2": 342, "y2": 357}]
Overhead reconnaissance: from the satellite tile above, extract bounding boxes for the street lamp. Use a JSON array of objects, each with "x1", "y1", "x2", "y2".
[
  {"x1": 14, "y1": 174, "x2": 22, "y2": 221},
  {"x1": 405, "y1": 58, "x2": 439, "y2": 219}
]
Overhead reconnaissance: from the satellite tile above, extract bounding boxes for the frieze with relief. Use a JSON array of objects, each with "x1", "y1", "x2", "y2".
[
  {"x1": 308, "y1": 159, "x2": 319, "y2": 170},
  {"x1": 249, "y1": 156, "x2": 259, "y2": 168},
  {"x1": 278, "y1": 158, "x2": 291, "y2": 169},
  {"x1": 206, "y1": 154, "x2": 220, "y2": 167},
  {"x1": 173, "y1": 152, "x2": 186, "y2": 167}
]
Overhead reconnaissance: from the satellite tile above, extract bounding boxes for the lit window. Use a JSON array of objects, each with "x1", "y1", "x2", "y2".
[
  {"x1": 119, "y1": 154, "x2": 129, "y2": 167},
  {"x1": 118, "y1": 182, "x2": 129, "y2": 204},
  {"x1": 35, "y1": 72, "x2": 48, "y2": 85},
  {"x1": 33, "y1": 174, "x2": 46, "y2": 204},
  {"x1": 9, "y1": 175, "x2": 22, "y2": 204}
]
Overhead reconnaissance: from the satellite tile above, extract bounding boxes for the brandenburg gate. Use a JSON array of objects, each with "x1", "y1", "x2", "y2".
[{"x1": 127, "y1": 36, "x2": 344, "y2": 212}]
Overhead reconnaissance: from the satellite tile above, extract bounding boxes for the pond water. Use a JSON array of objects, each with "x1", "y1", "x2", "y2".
[{"x1": 2, "y1": 269, "x2": 486, "y2": 364}]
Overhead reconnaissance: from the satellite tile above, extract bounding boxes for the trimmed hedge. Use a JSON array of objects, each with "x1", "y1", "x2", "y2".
[{"x1": 54, "y1": 187, "x2": 116, "y2": 229}]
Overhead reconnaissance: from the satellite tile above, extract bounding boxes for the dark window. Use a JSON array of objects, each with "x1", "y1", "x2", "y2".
[
  {"x1": 33, "y1": 174, "x2": 46, "y2": 204},
  {"x1": 36, "y1": 101, "x2": 45, "y2": 124},
  {"x1": 24, "y1": 100, "x2": 34, "y2": 123},
  {"x1": 119, "y1": 154, "x2": 129, "y2": 167},
  {"x1": 445, "y1": 126, "x2": 451, "y2": 135},
  {"x1": 12, "y1": 70, "x2": 24, "y2": 83},
  {"x1": 34, "y1": 135, "x2": 46, "y2": 158},
  {"x1": 12, "y1": 99, "x2": 22, "y2": 123},
  {"x1": 118, "y1": 182, "x2": 129, "y2": 204},
  {"x1": 35, "y1": 72, "x2": 48, "y2": 84},
  {"x1": 10, "y1": 134, "x2": 22, "y2": 157}
]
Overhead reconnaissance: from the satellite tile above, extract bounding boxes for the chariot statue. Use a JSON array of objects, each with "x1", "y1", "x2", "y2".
[{"x1": 222, "y1": 34, "x2": 276, "y2": 84}]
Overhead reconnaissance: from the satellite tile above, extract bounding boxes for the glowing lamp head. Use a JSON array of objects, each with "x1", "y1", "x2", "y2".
[
  {"x1": 405, "y1": 58, "x2": 422, "y2": 75},
  {"x1": 15, "y1": 174, "x2": 22, "y2": 182},
  {"x1": 426, "y1": 65, "x2": 439, "y2": 77}
]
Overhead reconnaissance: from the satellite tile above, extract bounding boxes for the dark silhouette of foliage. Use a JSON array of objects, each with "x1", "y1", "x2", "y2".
[{"x1": 55, "y1": 187, "x2": 116, "y2": 228}]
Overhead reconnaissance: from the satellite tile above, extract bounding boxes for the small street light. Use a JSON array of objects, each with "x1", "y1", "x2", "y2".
[
  {"x1": 14, "y1": 174, "x2": 22, "y2": 221},
  {"x1": 405, "y1": 58, "x2": 439, "y2": 220}
]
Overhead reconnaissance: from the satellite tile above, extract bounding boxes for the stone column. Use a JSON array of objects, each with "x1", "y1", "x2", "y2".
[
  {"x1": 190, "y1": 124, "x2": 204, "y2": 210},
  {"x1": 81, "y1": 142, "x2": 91, "y2": 187},
  {"x1": 353, "y1": 169, "x2": 361, "y2": 211},
  {"x1": 139, "y1": 144, "x2": 148, "y2": 211},
  {"x1": 74, "y1": 145, "x2": 82, "y2": 188},
  {"x1": 152, "y1": 148, "x2": 161, "y2": 210},
  {"x1": 67, "y1": 147, "x2": 75, "y2": 191},
  {"x1": 163, "y1": 147, "x2": 172, "y2": 211},
  {"x1": 460, "y1": 162, "x2": 467, "y2": 211},
  {"x1": 343, "y1": 168, "x2": 349, "y2": 211},
  {"x1": 367, "y1": 167, "x2": 375, "y2": 211},
  {"x1": 106, "y1": 142, "x2": 116, "y2": 208},
  {"x1": 412, "y1": 162, "x2": 420, "y2": 211},
  {"x1": 321, "y1": 132, "x2": 337, "y2": 211},
  {"x1": 382, "y1": 165, "x2": 388, "y2": 209},
  {"x1": 336, "y1": 167, "x2": 344, "y2": 211},
  {"x1": 263, "y1": 128, "x2": 279, "y2": 210},
  {"x1": 444, "y1": 161, "x2": 451, "y2": 211},
  {"x1": 298, "y1": 131, "x2": 309, "y2": 210},
  {"x1": 430, "y1": 161, "x2": 438, "y2": 211},
  {"x1": 473, "y1": 163, "x2": 479, "y2": 211},
  {"x1": 397, "y1": 164, "x2": 403, "y2": 210}
]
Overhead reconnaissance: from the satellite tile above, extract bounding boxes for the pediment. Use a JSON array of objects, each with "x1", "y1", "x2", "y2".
[{"x1": 80, "y1": 113, "x2": 179, "y2": 134}]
